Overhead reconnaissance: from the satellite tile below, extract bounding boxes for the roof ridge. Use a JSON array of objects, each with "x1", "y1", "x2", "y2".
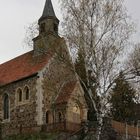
[
  {"x1": 0, "y1": 50, "x2": 52, "y2": 86},
  {"x1": 55, "y1": 80, "x2": 78, "y2": 104},
  {"x1": 0, "y1": 51, "x2": 33, "y2": 66}
]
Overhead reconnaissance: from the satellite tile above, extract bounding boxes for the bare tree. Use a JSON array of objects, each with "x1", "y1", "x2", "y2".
[
  {"x1": 23, "y1": 21, "x2": 39, "y2": 48},
  {"x1": 60, "y1": 0, "x2": 134, "y2": 139},
  {"x1": 127, "y1": 43, "x2": 140, "y2": 77},
  {"x1": 125, "y1": 44, "x2": 140, "y2": 102}
]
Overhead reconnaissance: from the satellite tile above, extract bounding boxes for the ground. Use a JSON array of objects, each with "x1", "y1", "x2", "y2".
[{"x1": 3, "y1": 133, "x2": 59, "y2": 140}]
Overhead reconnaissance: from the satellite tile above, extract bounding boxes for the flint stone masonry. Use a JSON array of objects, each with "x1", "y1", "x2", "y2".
[
  {"x1": 0, "y1": 76, "x2": 38, "y2": 136},
  {"x1": 40, "y1": 54, "x2": 77, "y2": 124}
]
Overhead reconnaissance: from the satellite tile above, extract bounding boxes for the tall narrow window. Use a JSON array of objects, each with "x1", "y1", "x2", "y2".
[
  {"x1": 40, "y1": 23, "x2": 45, "y2": 33},
  {"x1": 17, "y1": 88, "x2": 22, "y2": 102},
  {"x1": 3, "y1": 94, "x2": 9, "y2": 120},
  {"x1": 46, "y1": 111, "x2": 49, "y2": 124},
  {"x1": 58, "y1": 112, "x2": 62, "y2": 122},
  {"x1": 54, "y1": 23, "x2": 58, "y2": 34},
  {"x1": 24, "y1": 86, "x2": 30, "y2": 100}
]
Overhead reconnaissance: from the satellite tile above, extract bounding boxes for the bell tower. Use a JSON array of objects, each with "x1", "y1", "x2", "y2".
[
  {"x1": 33, "y1": 0, "x2": 60, "y2": 55},
  {"x1": 38, "y1": 0, "x2": 59, "y2": 35}
]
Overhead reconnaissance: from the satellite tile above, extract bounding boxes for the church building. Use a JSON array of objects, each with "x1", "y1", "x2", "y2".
[{"x1": 0, "y1": 0, "x2": 88, "y2": 136}]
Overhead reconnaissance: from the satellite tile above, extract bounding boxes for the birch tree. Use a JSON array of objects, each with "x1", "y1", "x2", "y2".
[{"x1": 60, "y1": 0, "x2": 134, "y2": 139}]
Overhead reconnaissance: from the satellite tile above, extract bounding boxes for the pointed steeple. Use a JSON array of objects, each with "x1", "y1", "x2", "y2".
[
  {"x1": 33, "y1": 0, "x2": 60, "y2": 56},
  {"x1": 39, "y1": 0, "x2": 59, "y2": 22}
]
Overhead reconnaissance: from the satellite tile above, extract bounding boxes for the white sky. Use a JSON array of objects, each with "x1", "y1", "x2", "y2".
[{"x1": 0, "y1": 0, "x2": 139, "y2": 64}]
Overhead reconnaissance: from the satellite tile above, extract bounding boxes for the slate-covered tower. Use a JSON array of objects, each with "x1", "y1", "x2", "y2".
[{"x1": 33, "y1": 0, "x2": 60, "y2": 55}]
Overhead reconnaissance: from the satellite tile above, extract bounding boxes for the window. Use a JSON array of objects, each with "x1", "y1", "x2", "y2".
[
  {"x1": 16, "y1": 86, "x2": 30, "y2": 105},
  {"x1": 54, "y1": 23, "x2": 58, "y2": 34},
  {"x1": 46, "y1": 111, "x2": 49, "y2": 124},
  {"x1": 72, "y1": 103, "x2": 81, "y2": 123},
  {"x1": 3, "y1": 94, "x2": 9, "y2": 120},
  {"x1": 24, "y1": 86, "x2": 30, "y2": 100},
  {"x1": 40, "y1": 23, "x2": 45, "y2": 33},
  {"x1": 17, "y1": 88, "x2": 22, "y2": 102},
  {"x1": 73, "y1": 104, "x2": 80, "y2": 114},
  {"x1": 58, "y1": 112, "x2": 62, "y2": 122}
]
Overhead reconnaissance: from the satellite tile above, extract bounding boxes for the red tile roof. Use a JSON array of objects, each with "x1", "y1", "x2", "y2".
[
  {"x1": 0, "y1": 51, "x2": 52, "y2": 86},
  {"x1": 56, "y1": 81, "x2": 77, "y2": 104}
]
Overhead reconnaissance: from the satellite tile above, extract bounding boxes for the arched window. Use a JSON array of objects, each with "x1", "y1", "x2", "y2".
[
  {"x1": 46, "y1": 111, "x2": 49, "y2": 124},
  {"x1": 54, "y1": 23, "x2": 58, "y2": 34},
  {"x1": 24, "y1": 86, "x2": 30, "y2": 100},
  {"x1": 17, "y1": 88, "x2": 22, "y2": 102},
  {"x1": 58, "y1": 112, "x2": 62, "y2": 122},
  {"x1": 72, "y1": 103, "x2": 81, "y2": 123},
  {"x1": 73, "y1": 104, "x2": 80, "y2": 114},
  {"x1": 40, "y1": 23, "x2": 45, "y2": 33},
  {"x1": 3, "y1": 94, "x2": 9, "y2": 120}
]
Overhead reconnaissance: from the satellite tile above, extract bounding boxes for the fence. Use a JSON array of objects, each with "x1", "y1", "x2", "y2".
[{"x1": 111, "y1": 120, "x2": 140, "y2": 137}]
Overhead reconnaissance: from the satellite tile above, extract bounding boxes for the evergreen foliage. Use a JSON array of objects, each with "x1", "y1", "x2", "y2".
[{"x1": 110, "y1": 71, "x2": 136, "y2": 123}]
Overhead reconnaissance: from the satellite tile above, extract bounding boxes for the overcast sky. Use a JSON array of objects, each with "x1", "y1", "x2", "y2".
[{"x1": 0, "y1": 0, "x2": 139, "y2": 64}]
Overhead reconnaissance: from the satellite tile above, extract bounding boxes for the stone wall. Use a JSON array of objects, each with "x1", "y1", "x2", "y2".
[
  {"x1": 41, "y1": 50, "x2": 77, "y2": 125},
  {"x1": 0, "y1": 76, "x2": 38, "y2": 136}
]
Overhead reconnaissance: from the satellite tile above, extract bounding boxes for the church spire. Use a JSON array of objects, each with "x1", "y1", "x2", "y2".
[
  {"x1": 39, "y1": 0, "x2": 59, "y2": 22},
  {"x1": 38, "y1": 0, "x2": 59, "y2": 35},
  {"x1": 33, "y1": 0, "x2": 60, "y2": 56}
]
